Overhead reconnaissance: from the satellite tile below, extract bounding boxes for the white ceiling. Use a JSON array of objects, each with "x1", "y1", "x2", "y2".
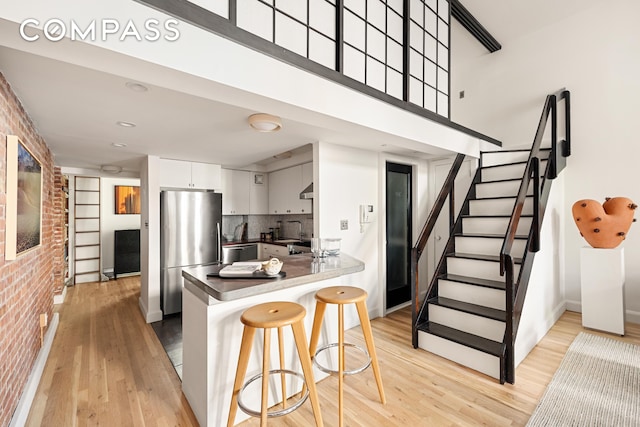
[{"x1": 0, "y1": 1, "x2": 600, "y2": 175}]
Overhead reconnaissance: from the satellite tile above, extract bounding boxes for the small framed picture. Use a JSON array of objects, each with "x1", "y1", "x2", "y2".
[{"x1": 254, "y1": 174, "x2": 264, "y2": 185}]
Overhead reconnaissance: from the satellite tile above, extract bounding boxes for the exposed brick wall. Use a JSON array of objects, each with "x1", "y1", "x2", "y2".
[{"x1": 0, "y1": 72, "x2": 59, "y2": 427}]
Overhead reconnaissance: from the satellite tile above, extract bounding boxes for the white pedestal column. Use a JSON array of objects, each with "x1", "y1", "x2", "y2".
[{"x1": 580, "y1": 247, "x2": 625, "y2": 335}]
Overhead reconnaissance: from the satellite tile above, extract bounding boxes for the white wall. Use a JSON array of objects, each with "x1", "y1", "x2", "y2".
[
  {"x1": 139, "y1": 156, "x2": 162, "y2": 323},
  {"x1": 316, "y1": 142, "x2": 381, "y2": 323},
  {"x1": 316, "y1": 141, "x2": 433, "y2": 322},
  {"x1": 100, "y1": 177, "x2": 141, "y2": 273},
  {"x1": 451, "y1": 0, "x2": 640, "y2": 323}
]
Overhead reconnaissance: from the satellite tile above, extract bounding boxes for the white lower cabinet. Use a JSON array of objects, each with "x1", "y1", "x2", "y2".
[{"x1": 259, "y1": 243, "x2": 287, "y2": 259}]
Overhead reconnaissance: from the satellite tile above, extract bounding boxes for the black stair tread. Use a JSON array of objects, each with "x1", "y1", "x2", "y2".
[
  {"x1": 480, "y1": 159, "x2": 548, "y2": 170},
  {"x1": 470, "y1": 195, "x2": 533, "y2": 201},
  {"x1": 461, "y1": 214, "x2": 533, "y2": 219},
  {"x1": 448, "y1": 252, "x2": 522, "y2": 264},
  {"x1": 416, "y1": 321, "x2": 505, "y2": 357},
  {"x1": 476, "y1": 177, "x2": 525, "y2": 184},
  {"x1": 455, "y1": 232, "x2": 528, "y2": 240},
  {"x1": 428, "y1": 296, "x2": 506, "y2": 322},
  {"x1": 439, "y1": 274, "x2": 505, "y2": 290}
]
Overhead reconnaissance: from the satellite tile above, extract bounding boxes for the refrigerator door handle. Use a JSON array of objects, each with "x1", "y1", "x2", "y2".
[{"x1": 217, "y1": 222, "x2": 221, "y2": 263}]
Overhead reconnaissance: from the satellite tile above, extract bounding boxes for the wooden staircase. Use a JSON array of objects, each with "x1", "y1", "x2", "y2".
[
  {"x1": 411, "y1": 90, "x2": 571, "y2": 384},
  {"x1": 417, "y1": 149, "x2": 548, "y2": 382}
]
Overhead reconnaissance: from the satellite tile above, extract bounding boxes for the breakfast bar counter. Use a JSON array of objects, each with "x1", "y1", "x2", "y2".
[
  {"x1": 180, "y1": 253, "x2": 365, "y2": 427},
  {"x1": 182, "y1": 253, "x2": 364, "y2": 302}
]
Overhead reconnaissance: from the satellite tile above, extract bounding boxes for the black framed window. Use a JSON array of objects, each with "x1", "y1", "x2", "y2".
[
  {"x1": 142, "y1": 0, "x2": 455, "y2": 120},
  {"x1": 343, "y1": 0, "x2": 404, "y2": 99},
  {"x1": 234, "y1": 0, "x2": 338, "y2": 69},
  {"x1": 408, "y1": 0, "x2": 449, "y2": 117}
]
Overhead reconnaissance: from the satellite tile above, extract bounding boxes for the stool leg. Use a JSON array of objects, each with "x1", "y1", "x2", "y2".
[
  {"x1": 291, "y1": 320, "x2": 324, "y2": 427},
  {"x1": 338, "y1": 304, "x2": 344, "y2": 427},
  {"x1": 278, "y1": 326, "x2": 287, "y2": 410},
  {"x1": 261, "y1": 328, "x2": 272, "y2": 427},
  {"x1": 227, "y1": 326, "x2": 256, "y2": 427},
  {"x1": 308, "y1": 301, "x2": 327, "y2": 358},
  {"x1": 355, "y1": 300, "x2": 386, "y2": 404}
]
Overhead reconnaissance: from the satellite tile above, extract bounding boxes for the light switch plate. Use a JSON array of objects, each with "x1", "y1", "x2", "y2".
[{"x1": 340, "y1": 220, "x2": 348, "y2": 230}]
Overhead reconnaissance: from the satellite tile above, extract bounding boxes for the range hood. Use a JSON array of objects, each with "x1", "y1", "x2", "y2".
[{"x1": 300, "y1": 182, "x2": 313, "y2": 199}]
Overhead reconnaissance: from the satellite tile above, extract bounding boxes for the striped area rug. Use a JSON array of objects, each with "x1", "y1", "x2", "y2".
[{"x1": 527, "y1": 332, "x2": 640, "y2": 426}]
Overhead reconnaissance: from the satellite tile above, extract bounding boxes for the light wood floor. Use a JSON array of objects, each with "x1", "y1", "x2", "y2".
[{"x1": 28, "y1": 277, "x2": 640, "y2": 426}]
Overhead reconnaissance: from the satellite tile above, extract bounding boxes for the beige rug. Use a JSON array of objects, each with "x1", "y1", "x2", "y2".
[{"x1": 527, "y1": 332, "x2": 640, "y2": 426}]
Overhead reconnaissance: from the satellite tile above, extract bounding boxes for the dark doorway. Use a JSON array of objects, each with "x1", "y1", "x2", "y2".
[{"x1": 386, "y1": 162, "x2": 413, "y2": 309}]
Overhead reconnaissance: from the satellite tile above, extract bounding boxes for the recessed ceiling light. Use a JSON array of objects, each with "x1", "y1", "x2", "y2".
[
  {"x1": 116, "y1": 121, "x2": 136, "y2": 128},
  {"x1": 125, "y1": 82, "x2": 149, "y2": 92},
  {"x1": 111, "y1": 142, "x2": 128, "y2": 148},
  {"x1": 248, "y1": 113, "x2": 282, "y2": 132}
]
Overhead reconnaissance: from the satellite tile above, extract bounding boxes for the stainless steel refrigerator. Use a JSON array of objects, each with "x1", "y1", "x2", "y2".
[{"x1": 160, "y1": 190, "x2": 222, "y2": 315}]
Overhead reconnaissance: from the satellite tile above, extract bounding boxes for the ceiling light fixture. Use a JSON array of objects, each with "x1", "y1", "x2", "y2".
[
  {"x1": 248, "y1": 113, "x2": 282, "y2": 132},
  {"x1": 125, "y1": 82, "x2": 149, "y2": 92},
  {"x1": 111, "y1": 142, "x2": 128, "y2": 148},
  {"x1": 273, "y1": 151, "x2": 292, "y2": 160},
  {"x1": 100, "y1": 165, "x2": 122, "y2": 174},
  {"x1": 116, "y1": 121, "x2": 136, "y2": 128}
]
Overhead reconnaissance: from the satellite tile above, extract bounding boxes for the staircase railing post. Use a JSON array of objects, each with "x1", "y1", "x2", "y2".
[
  {"x1": 531, "y1": 157, "x2": 540, "y2": 253},
  {"x1": 449, "y1": 185, "x2": 455, "y2": 232},
  {"x1": 504, "y1": 255, "x2": 515, "y2": 384},
  {"x1": 411, "y1": 247, "x2": 419, "y2": 348}
]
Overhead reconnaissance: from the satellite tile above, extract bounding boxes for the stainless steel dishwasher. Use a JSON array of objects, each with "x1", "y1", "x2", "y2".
[{"x1": 222, "y1": 243, "x2": 258, "y2": 264}]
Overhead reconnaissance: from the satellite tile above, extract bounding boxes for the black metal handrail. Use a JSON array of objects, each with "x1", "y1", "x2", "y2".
[
  {"x1": 500, "y1": 89, "x2": 571, "y2": 383},
  {"x1": 411, "y1": 153, "x2": 465, "y2": 348}
]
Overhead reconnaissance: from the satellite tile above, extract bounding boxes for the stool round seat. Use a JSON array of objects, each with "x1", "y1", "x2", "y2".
[
  {"x1": 314, "y1": 286, "x2": 367, "y2": 305},
  {"x1": 241, "y1": 301, "x2": 306, "y2": 328}
]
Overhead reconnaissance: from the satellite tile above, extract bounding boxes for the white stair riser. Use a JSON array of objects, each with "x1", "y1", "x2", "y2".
[
  {"x1": 454, "y1": 236, "x2": 527, "y2": 259},
  {"x1": 428, "y1": 305, "x2": 505, "y2": 342},
  {"x1": 469, "y1": 197, "x2": 533, "y2": 216},
  {"x1": 447, "y1": 257, "x2": 520, "y2": 282},
  {"x1": 481, "y1": 150, "x2": 549, "y2": 167},
  {"x1": 438, "y1": 280, "x2": 506, "y2": 311},
  {"x1": 482, "y1": 161, "x2": 547, "y2": 181},
  {"x1": 462, "y1": 217, "x2": 532, "y2": 235},
  {"x1": 476, "y1": 180, "x2": 533, "y2": 199},
  {"x1": 418, "y1": 331, "x2": 500, "y2": 380}
]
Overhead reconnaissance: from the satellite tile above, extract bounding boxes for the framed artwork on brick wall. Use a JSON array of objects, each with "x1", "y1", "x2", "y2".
[{"x1": 5, "y1": 135, "x2": 42, "y2": 260}]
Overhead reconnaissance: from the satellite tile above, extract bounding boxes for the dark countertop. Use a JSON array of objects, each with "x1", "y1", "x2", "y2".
[{"x1": 182, "y1": 253, "x2": 364, "y2": 301}]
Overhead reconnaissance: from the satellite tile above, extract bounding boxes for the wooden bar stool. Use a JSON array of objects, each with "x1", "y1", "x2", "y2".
[
  {"x1": 308, "y1": 286, "x2": 386, "y2": 427},
  {"x1": 227, "y1": 301, "x2": 323, "y2": 427}
]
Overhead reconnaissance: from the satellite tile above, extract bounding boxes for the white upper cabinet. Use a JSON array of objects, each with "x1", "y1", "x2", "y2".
[
  {"x1": 269, "y1": 163, "x2": 312, "y2": 214},
  {"x1": 221, "y1": 170, "x2": 269, "y2": 215},
  {"x1": 221, "y1": 169, "x2": 251, "y2": 215},
  {"x1": 158, "y1": 159, "x2": 222, "y2": 190},
  {"x1": 250, "y1": 172, "x2": 269, "y2": 215}
]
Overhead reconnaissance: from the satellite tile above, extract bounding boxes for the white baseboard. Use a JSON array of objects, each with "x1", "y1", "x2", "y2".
[
  {"x1": 138, "y1": 296, "x2": 163, "y2": 323},
  {"x1": 53, "y1": 286, "x2": 67, "y2": 305},
  {"x1": 564, "y1": 299, "x2": 639, "y2": 325},
  {"x1": 10, "y1": 313, "x2": 59, "y2": 427}
]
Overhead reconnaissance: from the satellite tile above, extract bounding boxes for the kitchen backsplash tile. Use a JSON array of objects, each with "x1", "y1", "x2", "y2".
[{"x1": 223, "y1": 214, "x2": 313, "y2": 242}]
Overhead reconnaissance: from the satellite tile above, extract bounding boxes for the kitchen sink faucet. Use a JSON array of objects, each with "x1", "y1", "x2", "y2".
[{"x1": 287, "y1": 220, "x2": 303, "y2": 241}]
